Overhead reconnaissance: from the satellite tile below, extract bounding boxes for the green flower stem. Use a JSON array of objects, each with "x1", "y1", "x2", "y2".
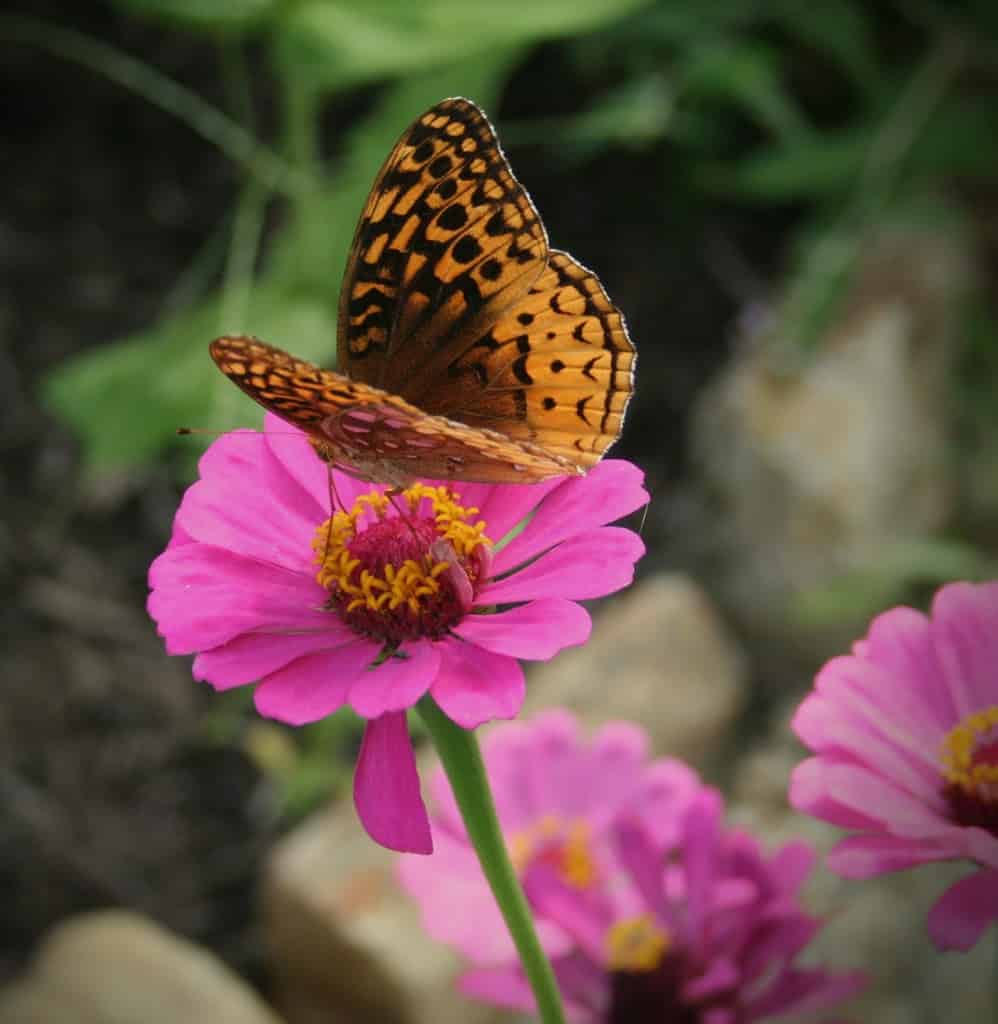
[{"x1": 417, "y1": 697, "x2": 566, "y2": 1024}]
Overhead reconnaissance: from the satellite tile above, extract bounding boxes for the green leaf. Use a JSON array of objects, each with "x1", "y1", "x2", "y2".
[
  {"x1": 500, "y1": 74, "x2": 674, "y2": 161},
  {"x1": 676, "y1": 39, "x2": 808, "y2": 141},
  {"x1": 770, "y1": 0, "x2": 883, "y2": 100},
  {"x1": 698, "y1": 128, "x2": 870, "y2": 200},
  {"x1": 793, "y1": 538, "x2": 992, "y2": 628},
  {"x1": 111, "y1": 0, "x2": 277, "y2": 31},
  {"x1": 43, "y1": 291, "x2": 337, "y2": 474},
  {"x1": 778, "y1": 229, "x2": 860, "y2": 352},
  {"x1": 903, "y1": 97, "x2": 998, "y2": 182},
  {"x1": 707, "y1": 90, "x2": 998, "y2": 203},
  {"x1": 273, "y1": 0, "x2": 650, "y2": 91},
  {"x1": 266, "y1": 54, "x2": 520, "y2": 300}
]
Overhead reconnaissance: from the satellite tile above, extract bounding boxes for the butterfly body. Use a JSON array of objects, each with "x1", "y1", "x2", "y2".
[{"x1": 211, "y1": 98, "x2": 635, "y2": 485}]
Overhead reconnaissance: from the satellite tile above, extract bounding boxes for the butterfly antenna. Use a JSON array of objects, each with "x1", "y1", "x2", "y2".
[
  {"x1": 386, "y1": 485, "x2": 428, "y2": 548},
  {"x1": 320, "y1": 465, "x2": 343, "y2": 565},
  {"x1": 176, "y1": 427, "x2": 227, "y2": 438},
  {"x1": 637, "y1": 500, "x2": 649, "y2": 537},
  {"x1": 177, "y1": 427, "x2": 315, "y2": 440}
]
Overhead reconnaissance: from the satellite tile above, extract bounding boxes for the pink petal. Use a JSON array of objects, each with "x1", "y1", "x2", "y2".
[
  {"x1": 148, "y1": 540, "x2": 305, "y2": 596},
  {"x1": 175, "y1": 461, "x2": 316, "y2": 573},
  {"x1": 262, "y1": 413, "x2": 332, "y2": 510},
  {"x1": 478, "y1": 712, "x2": 582, "y2": 827},
  {"x1": 739, "y1": 913, "x2": 820, "y2": 982},
  {"x1": 746, "y1": 967, "x2": 866, "y2": 1020},
  {"x1": 683, "y1": 957, "x2": 740, "y2": 1001},
  {"x1": 766, "y1": 841, "x2": 816, "y2": 896},
  {"x1": 397, "y1": 838, "x2": 515, "y2": 962},
  {"x1": 397, "y1": 830, "x2": 574, "y2": 964},
  {"x1": 348, "y1": 641, "x2": 440, "y2": 717},
  {"x1": 789, "y1": 758, "x2": 885, "y2": 832},
  {"x1": 481, "y1": 528, "x2": 644, "y2": 603},
  {"x1": 262, "y1": 412, "x2": 391, "y2": 517},
  {"x1": 459, "y1": 966, "x2": 538, "y2": 1014},
  {"x1": 860, "y1": 605, "x2": 956, "y2": 728},
  {"x1": 193, "y1": 628, "x2": 355, "y2": 688},
  {"x1": 354, "y1": 712, "x2": 432, "y2": 854},
  {"x1": 682, "y1": 789, "x2": 724, "y2": 943},
  {"x1": 931, "y1": 581, "x2": 998, "y2": 719},
  {"x1": 791, "y1": 681, "x2": 941, "y2": 802},
  {"x1": 257, "y1": 425, "x2": 334, "y2": 524},
  {"x1": 578, "y1": 723, "x2": 666, "y2": 825},
  {"x1": 456, "y1": 600, "x2": 591, "y2": 660},
  {"x1": 803, "y1": 652, "x2": 944, "y2": 760},
  {"x1": 927, "y1": 867, "x2": 998, "y2": 951},
  {"x1": 447, "y1": 478, "x2": 564, "y2": 546},
  {"x1": 789, "y1": 758, "x2": 949, "y2": 836},
  {"x1": 149, "y1": 540, "x2": 337, "y2": 652},
  {"x1": 613, "y1": 817, "x2": 666, "y2": 915},
  {"x1": 491, "y1": 460, "x2": 648, "y2": 574},
  {"x1": 253, "y1": 641, "x2": 375, "y2": 723},
  {"x1": 193, "y1": 427, "x2": 264, "y2": 487},
  {"x1": 521, "y1": 866, "x2": 609, "y2": 965},
  {"x1": 827, "y1": 833, "x2": 960, "y2": 878},
  {"x1": 633, "y1": 759, "x2": 704, "y2": 847},
  {"x1": 430, "y1": 642, "x2": 524, "y2": 728}
]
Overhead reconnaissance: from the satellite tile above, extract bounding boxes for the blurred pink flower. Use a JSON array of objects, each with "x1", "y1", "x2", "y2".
[
  {"x1": 400, "y1": 714, "x2": 863, "y2": 1020},
  {"x1": 398, "y1": 710, "x2": 702, "y2": 963},
  {"x1": 148, "y1": 414, "x2": 647, "y2": 854},
  {"x1": 790, "y1": 581, "x2": 998, "y2": 951}
]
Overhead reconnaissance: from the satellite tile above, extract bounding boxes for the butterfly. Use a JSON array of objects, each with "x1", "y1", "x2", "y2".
[{"x1": 210, "y1": 98, "x2": 635, "y2": 487}]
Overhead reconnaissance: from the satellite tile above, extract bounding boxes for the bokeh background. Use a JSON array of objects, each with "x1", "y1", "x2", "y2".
[{"x1": 2, "y1": 1, "x2": 998, "y2": 1021}]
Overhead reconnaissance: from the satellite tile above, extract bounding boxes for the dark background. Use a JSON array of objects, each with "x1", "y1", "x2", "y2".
[{"x1": 2, "y1": 0, "x2": 997, "y2": 1004}]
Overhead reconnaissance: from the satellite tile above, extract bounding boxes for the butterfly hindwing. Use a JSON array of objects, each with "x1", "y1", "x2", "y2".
[
  {"x1": 417, "y1": 251, "x2": 636, "y2": 469},
  {"x1": 209, "y1": 335, "x2": 578, "y2": 485}
]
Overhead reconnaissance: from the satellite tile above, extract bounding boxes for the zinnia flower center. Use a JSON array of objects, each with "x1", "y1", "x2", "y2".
[
  {"x1": 941, "y1": 706, "x2": 998, "y2": 834},
  {"x1": 312, "y1": 484, "x2": 491, "y2": 645},
  {"x1": 605, "y1": 916, "x2": 703, "y2": 1024},
  {"x1": 510, "y1": 815, "x2": 599, "y2": 890}
]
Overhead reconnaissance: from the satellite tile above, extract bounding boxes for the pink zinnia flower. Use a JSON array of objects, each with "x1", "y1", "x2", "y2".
[
  {"x1": 790, "y1": 580, "x2": 998, "y2": 952},
  {"x1": 400, "y1": 714, "x2": 864, "y2": 1021},
  {"x1": 148, "y1": 413, "x2": 647, "y2": 854},
  {"x1": 398, "y1": 710, "x2": 703, "y2": 964}
]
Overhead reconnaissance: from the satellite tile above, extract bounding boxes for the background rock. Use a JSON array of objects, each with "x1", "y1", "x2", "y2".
[
  {"x1": 0, "y1": 910, "x2": 284, "y2": 1024},
  {"x1": 523, "y1": 573, "x2": 747, "y2": 773},
  {"x1": 691, "y1": 217, "x2": 973, "y2": 662},
  {"x1": 263, "y1": 802, "x2": 509, "y2": 1024}
]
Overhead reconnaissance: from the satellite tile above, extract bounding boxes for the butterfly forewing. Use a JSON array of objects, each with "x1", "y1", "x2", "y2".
[{"x1": 338, "y1": 98, "x2": 549, "y2": 394}]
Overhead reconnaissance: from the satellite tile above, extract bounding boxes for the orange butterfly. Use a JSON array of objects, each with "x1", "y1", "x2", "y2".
[{"x1": 211, "y1": 98, "x2": 635, "y2": 487}]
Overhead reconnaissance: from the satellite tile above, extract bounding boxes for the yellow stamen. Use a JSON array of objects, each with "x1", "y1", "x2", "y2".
[
  {"x1": 606, "y1": 915, "x2": 670, "y2": 972},
  {"x1": 507, "y1": 815, "x2": 599, "y2": 891},
  {"x1": 561, "y1": 821, "x2": 597, "y2": 889},
  {"x1": 941, "y1": 705, "x2": 998, "y2": 793},
  {"x1": 311, "y1": 483, "x2": 491, "y2": 619}
]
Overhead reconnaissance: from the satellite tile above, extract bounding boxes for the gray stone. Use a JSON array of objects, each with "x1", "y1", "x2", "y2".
[
  {"x1": 263, "y1": 803, "x2": 509, "y2": 1024},
  {"x1": 691, "y1": 216, "x2": 972, "y2": 659},
  {"x1": 523, "y1": 573, "x2": 747, "y2": 772},
  {"x1": 0, "y1": 910, "x2": 283, "y2": 1024}
]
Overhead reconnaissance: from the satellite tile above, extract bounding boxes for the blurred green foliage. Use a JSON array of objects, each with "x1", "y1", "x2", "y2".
[
  {"x1": 202, "y1": 686, "x2": 367, "y2": 820},
  {"x1": 8, "y1": 0, "x2": 992, "y2": 475},
  {"x1": 793, "y1": 537, "x2": 998, "y2": 629}
]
